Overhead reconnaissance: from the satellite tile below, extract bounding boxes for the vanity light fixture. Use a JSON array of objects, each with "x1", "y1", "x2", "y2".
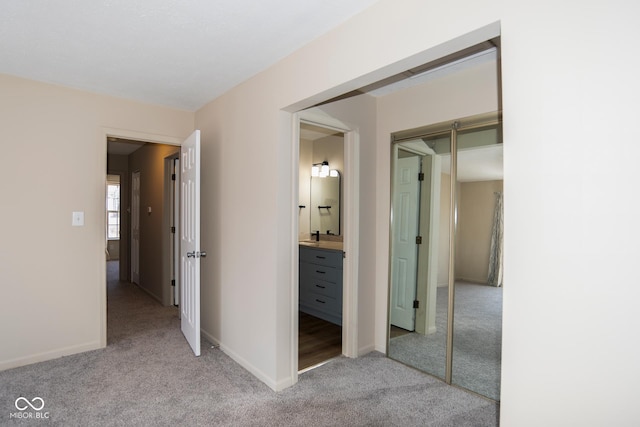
[
  {"x1": 312, "y1": 161, "x2": 330, "y2": 177},
  {"x1": 312, "y1": 161, "x2": 339, "y2": 178}
]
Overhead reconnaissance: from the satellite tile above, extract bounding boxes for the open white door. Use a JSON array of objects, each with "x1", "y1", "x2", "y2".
[
  {"x1": 390, "y1": 155, "x2": 420, "y2": 331},
  {"x1": 180, "y1": 130, "x2": 202, "y2": 356}
]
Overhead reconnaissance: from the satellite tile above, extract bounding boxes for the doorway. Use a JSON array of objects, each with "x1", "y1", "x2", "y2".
[
  {"x1": 106, "y1": 137, "x2": 182, "y2": 324},
  {"x1": 297, "y1": 121, "x2": 345, "y2": 371}
]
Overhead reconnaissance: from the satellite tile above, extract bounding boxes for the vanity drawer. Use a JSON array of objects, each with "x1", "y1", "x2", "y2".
[
  {"x1": 300, "y1": 291, "x2": 341, "y2": 317},
  {"x1": 300, "y1": 262, "x2": 341, "y2": 284},
  {"x1": 300, "y1": 275, "x2": 342, "y2": 300},
  {"x1": 299, "y1": 247, "x2": 343, "y2": 267}
]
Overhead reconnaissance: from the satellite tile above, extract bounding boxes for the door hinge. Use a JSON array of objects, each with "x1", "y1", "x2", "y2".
[
  {"x1": 171, "y1": 279, "x2": 175, "y2": 287},
  {"x1": 413, "y1": 300, "x2": 419, "y2": 309},
  {"x1": 416, "y1": 236, "x2": 422, "y2": 244},
  {"x1": 418, "y1": 172, "x2": 424, "y2": 181},
  {"x1": 171, "y1": 226, "x2": 176, "y2": 234},
  {"x1": 171, "y1": 173, "x2": 176, "y2": 181}
]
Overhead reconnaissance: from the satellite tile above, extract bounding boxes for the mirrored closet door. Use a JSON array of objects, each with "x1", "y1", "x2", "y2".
[{"x1": 387, "y1": 112, "x2": 503, "y2": 401}]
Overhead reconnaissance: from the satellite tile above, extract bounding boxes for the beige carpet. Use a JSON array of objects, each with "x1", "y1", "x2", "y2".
[{"x1": 0, "y1": 261, "x2": 498, "y2": 426}]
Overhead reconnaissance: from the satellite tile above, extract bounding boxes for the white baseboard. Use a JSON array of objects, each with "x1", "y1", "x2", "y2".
[
  {"x1": 201, "y1": 328, "x2": 290, "y2": 392},
  {"x1": 200, "y1": 328, "x2": 220, "y2": 347},
  {"x1": 0, "y1": 340, "x2": 103, "y2": 372},
  {"x1": 218, "y1": 343, "x2": 285, "y2": 391}
]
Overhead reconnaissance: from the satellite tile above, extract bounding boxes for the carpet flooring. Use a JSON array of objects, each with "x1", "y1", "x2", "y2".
[{"x1": 0, "y1": 262, "x2": 498, "y2": 426}]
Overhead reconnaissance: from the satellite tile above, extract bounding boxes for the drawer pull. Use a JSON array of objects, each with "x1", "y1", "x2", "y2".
[
  {"x1": 315, "y1": 255, "x2": 326, "y2": 259},
  {"x1": 315, "y1": 299, "x2": 326, "y2": 304},
  {"x1": 315, "y1": 270, "x2": 326, "y2": 274},
  {"x1": 315, "y1": 284, "x2": 326, "y2": 289}
]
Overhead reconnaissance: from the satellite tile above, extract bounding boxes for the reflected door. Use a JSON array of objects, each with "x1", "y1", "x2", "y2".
[
  {"x1": 388, "y1": 135, "x2": 451, "y2": 382},
  {"x1": 390, "y1": 155, "x2": 420, "y2": 331}
]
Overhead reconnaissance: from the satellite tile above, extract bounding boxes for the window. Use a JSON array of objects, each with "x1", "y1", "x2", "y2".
[{"x1": 106, "y1": 177, "x2": 120, "y2": 240}]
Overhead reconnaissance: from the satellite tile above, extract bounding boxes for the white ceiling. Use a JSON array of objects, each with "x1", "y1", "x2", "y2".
[{"x1": 0, "y1": 0, "x2": 379, "y2": 111}]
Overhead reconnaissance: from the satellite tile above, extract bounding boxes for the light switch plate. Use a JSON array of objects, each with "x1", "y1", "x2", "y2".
[{"x1": 72, "y1": 211, "x2": 84, "y2": 226}]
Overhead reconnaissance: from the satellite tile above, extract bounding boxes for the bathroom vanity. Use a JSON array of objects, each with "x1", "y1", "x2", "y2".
[{"x1": 299, "y1": 243, "x2": 343, "y2": 326}]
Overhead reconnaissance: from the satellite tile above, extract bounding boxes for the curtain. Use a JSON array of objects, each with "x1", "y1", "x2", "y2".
[{"x1": 487, "y1": 192, "x2": 504, "y2": 287}]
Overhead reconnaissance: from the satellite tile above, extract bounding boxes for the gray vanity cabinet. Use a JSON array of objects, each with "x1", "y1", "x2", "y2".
[{"x1": 299, "y1": 246, "x2": 343, "y2": 326}]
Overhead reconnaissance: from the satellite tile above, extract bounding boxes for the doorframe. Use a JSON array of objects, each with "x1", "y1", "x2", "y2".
[
  {"x1": 100, "y1": 127, "x2": 184, "y2": 348},
  {"x1": 163, "y1": 153, "x2": 181, "y2": 307},
  {"x1": 290, "y1": 110, "x2": 360, "y2": 383}
]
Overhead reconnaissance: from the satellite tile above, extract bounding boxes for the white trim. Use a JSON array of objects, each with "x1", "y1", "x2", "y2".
[
  {"x1": 202, "y1": 327, "x2": 298, "y2": 392},
  {"x1": 0, "y1": 341, "x2": 102, "y2": 371},
  {"x1": 290, "y1": 116, "x2": 301, "y2": 385},
  {"x1": 342, "y1": 127, "x2": 360, "y2": 358},
  {"x1": 219, "y1": 341, "x2": 294, "y2": 392}
]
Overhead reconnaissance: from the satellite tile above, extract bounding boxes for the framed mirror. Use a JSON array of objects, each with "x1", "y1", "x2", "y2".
[{"x1": 299, "y1": 122, "x2": 344, "y2": 239}]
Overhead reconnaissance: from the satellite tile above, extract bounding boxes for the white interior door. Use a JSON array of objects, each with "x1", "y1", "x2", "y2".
[
  {"x1": 131, "y1": 171, "x2": 140, "y2": 285},
  {"x1": 390, "y1": 155, "x2": 420, "y2": 330},
  {"x1": 180, "y1": 130, "x2": 202, "y2": 356}
]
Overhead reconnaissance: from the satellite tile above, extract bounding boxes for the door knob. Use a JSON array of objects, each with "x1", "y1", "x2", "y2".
[
  {"x1": 199, "y1": 251, "x2": 207, "y2": 258},
  {"x1": 187, "y1": 251, "x2": 196, "y2": 258}
]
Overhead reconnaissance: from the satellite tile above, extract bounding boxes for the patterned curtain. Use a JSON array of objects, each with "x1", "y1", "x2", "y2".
[{"x1": 487, "y1": 192, "x2": 504, "y2": 287}]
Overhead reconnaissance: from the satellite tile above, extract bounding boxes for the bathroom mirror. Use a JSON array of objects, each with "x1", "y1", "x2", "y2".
[
  {"x1": 310, "y1": 174, "x2": 341, "y2": 236},
  {"x1": 299, "y1": 121, "x2": 344, "y2": 239}
]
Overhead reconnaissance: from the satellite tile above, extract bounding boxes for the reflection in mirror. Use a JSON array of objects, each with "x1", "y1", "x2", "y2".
[
  {"x1": 311, "y1": 174, "x2": 340, "y2": 236},
  {"x1": 451, "y1": 126, "x2": 503, "y2": 400},
  {"x1": 387, "y1": 116, "x2": 503, "y2": 401},
  {"x1": 388, "y1": 133, "x2": 451, "y2": 381}
]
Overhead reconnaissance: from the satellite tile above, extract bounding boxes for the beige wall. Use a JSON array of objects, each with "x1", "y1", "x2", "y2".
[
  {"x1": 129, "y1": 143, "x2": 179, "y2": 303},
  {"x1": 456, "y1": 180, "x2": 503, "y2": 283},
  {"x1": 0, "y1": 73, "x2": 193, "y2": 370},
  {"x1": 312, "y1": 134, "x2": 344, "y2": 174}
]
